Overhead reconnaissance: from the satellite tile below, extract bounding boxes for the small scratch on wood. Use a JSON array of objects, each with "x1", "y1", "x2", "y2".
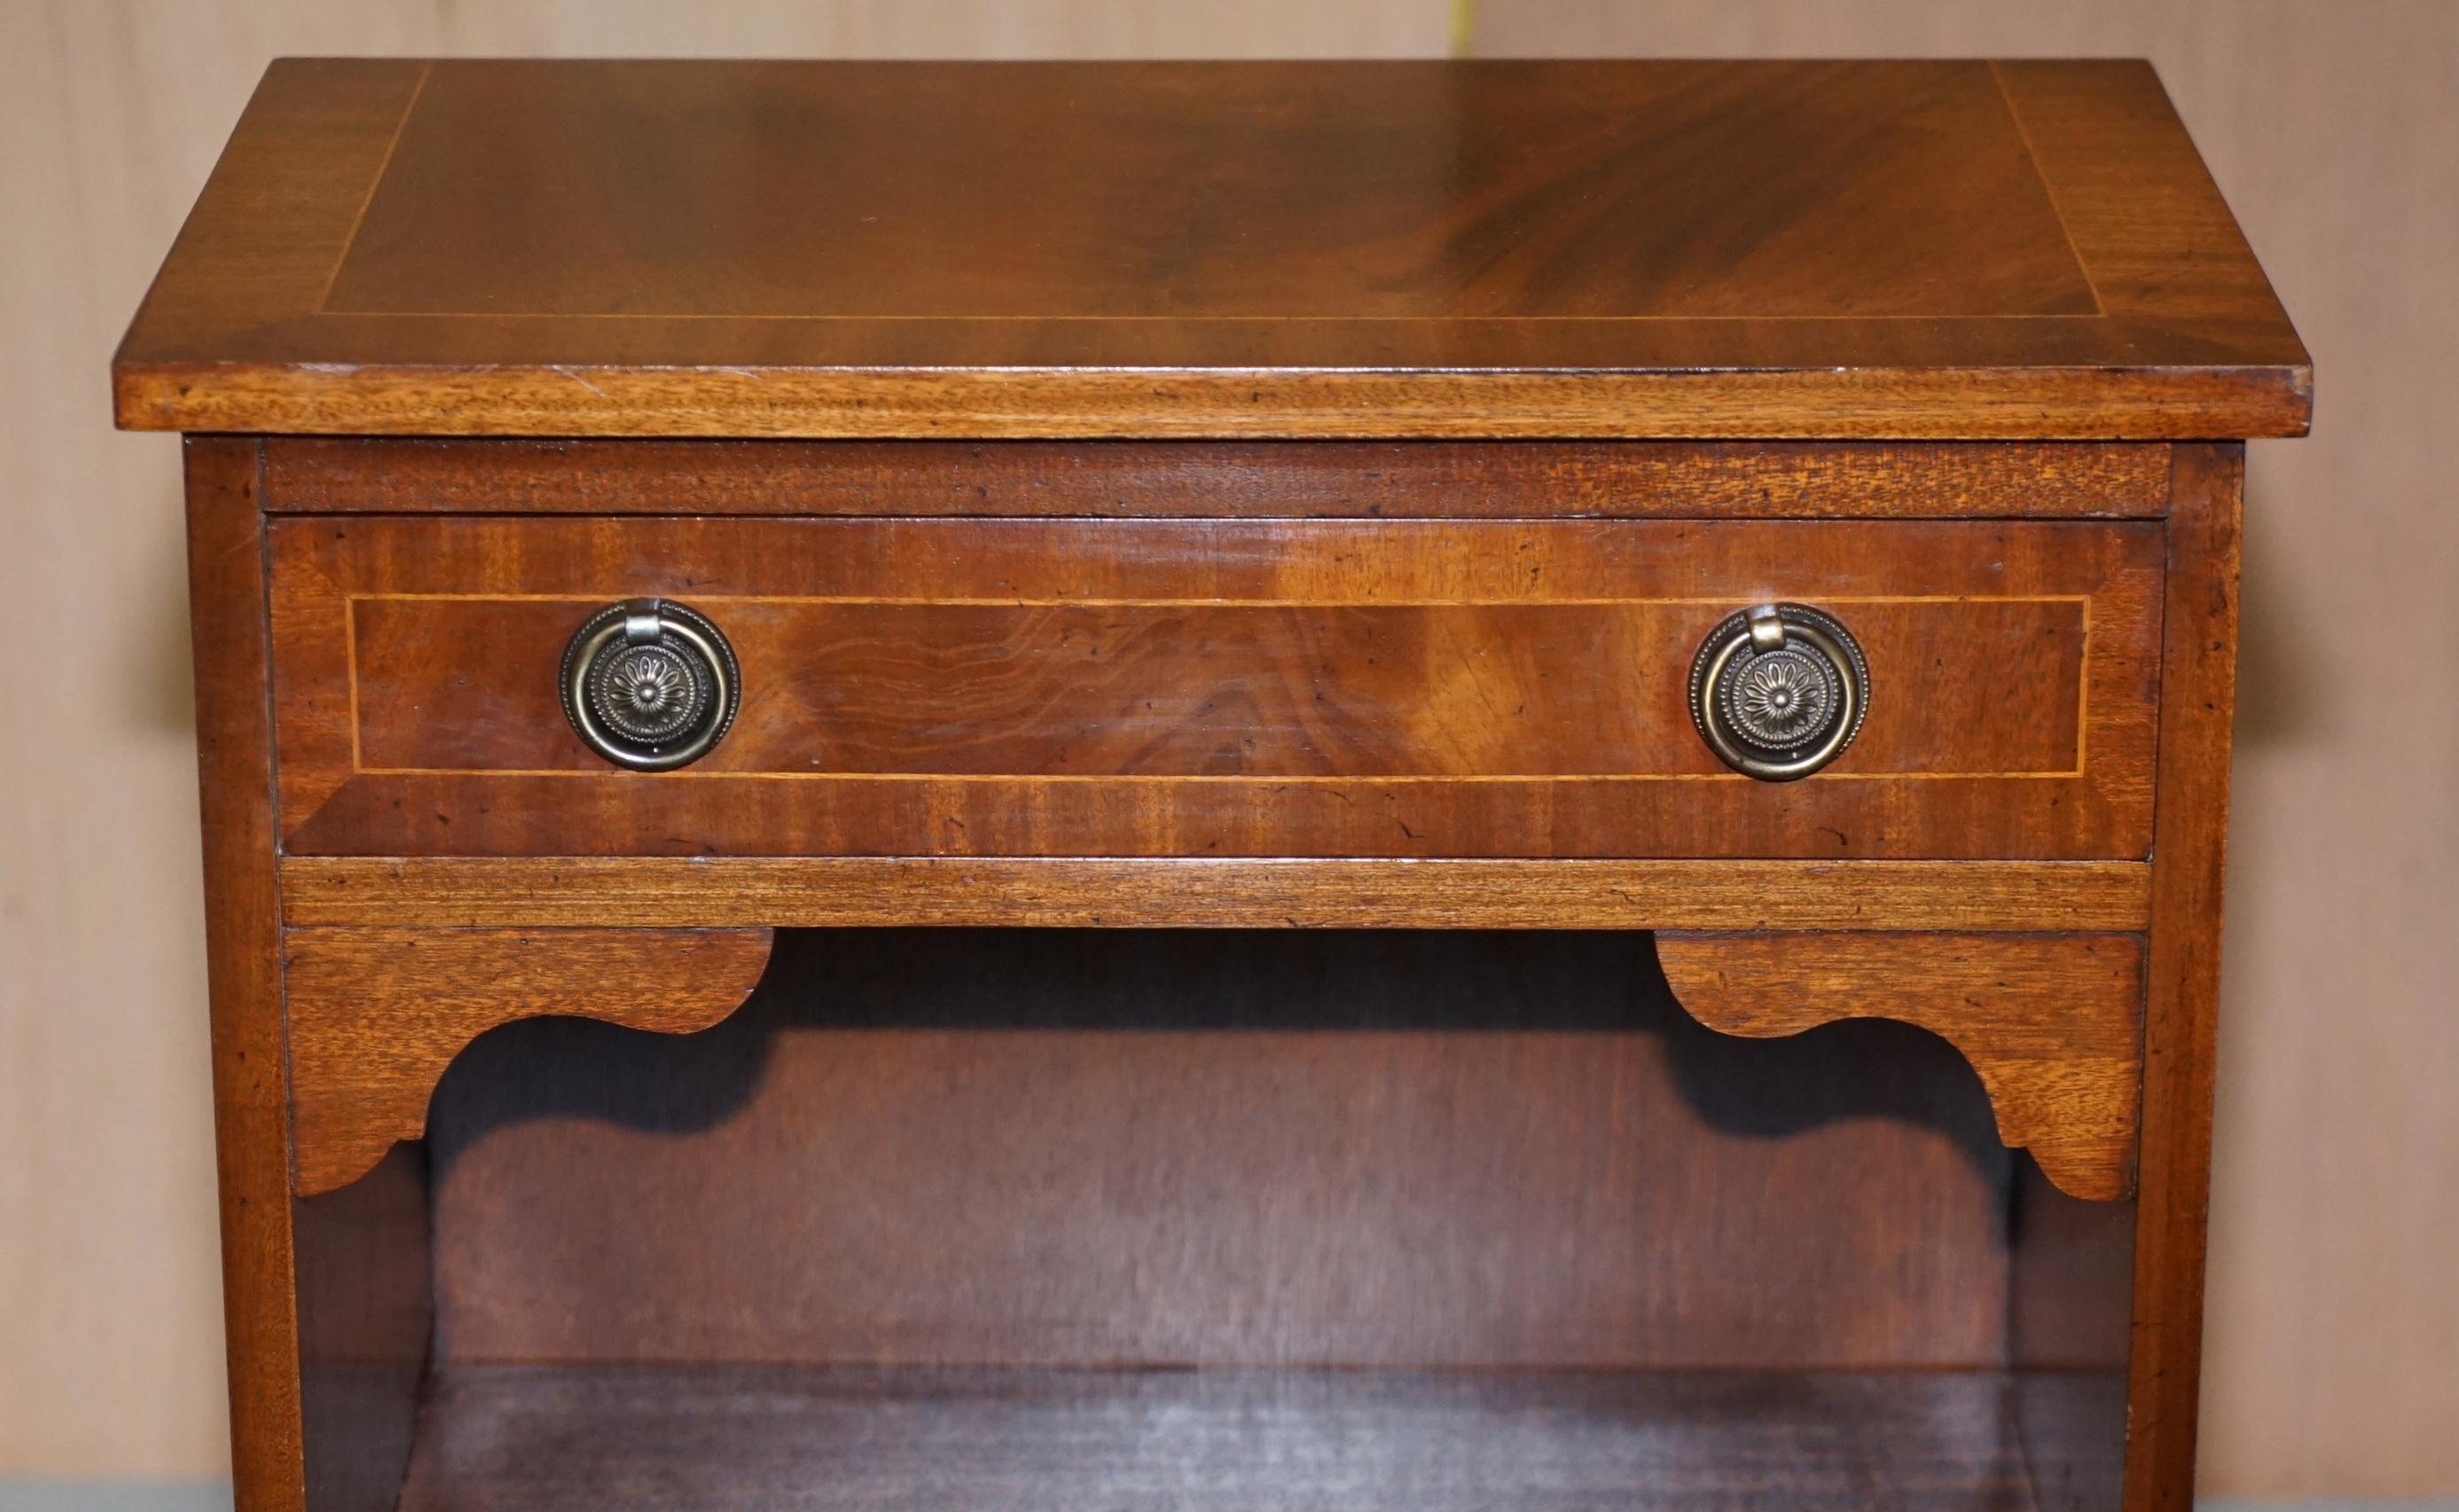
[{"x1": 550, "y1": 365, "x2": 609, "y2": 398}]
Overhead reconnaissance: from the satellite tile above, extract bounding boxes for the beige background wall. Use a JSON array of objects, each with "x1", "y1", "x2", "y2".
[{"x1": 1, "y1": 0, "x2": 2450, "y2": 1497}]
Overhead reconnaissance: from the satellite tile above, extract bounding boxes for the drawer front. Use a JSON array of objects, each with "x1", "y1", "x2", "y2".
[{"x1": 267, "y1": 516, "x2": 2158, "y2": 858}]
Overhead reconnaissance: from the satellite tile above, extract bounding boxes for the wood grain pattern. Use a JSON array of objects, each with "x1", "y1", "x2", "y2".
[
  {"x1": 265, "y1": 513, "x2": 2163, "y2": 860},
  {"x1": 2123, "y1": 444, "x2": 2243, "y2": 1512},
  {"x1": 276, "y1": 857, "x2": 2155, "y2": 932},
  {"x1": 181, "y1": 437, "x2": 307, "y2": 1512},
  {"x1": 428, "y1": 927, "x2": 2018, "y2": 1371},
  {"x1": 255, "y1": 437, "x2": 2176, "y2": 519},
  {"x1": 114, "y1": 59, "x2": 2309, "y2": 439},
  {"x1": 1993, "y1": 61, "x2": 2288, "y2": 329},
  {"x1": 1656, "y1": 933, "x2": 2144, "y2": 1201},
  {"x1": 356, "y1": 597, "x2": 2087, "y2": 776},
  {"x1": 394, "y1": 1365, "x2": 2070, "y2": 1510},
  {"x1": 331, "y1": 62, "x2": 2097, "y2": 321},
  {"x1": 283, "y1": 928, "x2": 776, "y2": 1196}
]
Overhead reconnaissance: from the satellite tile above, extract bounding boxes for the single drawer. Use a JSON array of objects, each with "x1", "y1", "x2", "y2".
[{"x1": 266, "y1": 514, "x2": 2159, "y2": 859}]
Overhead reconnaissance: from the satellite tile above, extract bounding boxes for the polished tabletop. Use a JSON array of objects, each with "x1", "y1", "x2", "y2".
[{"x1": 115, "y1": 59, "x2": 2308, "y2": 438}]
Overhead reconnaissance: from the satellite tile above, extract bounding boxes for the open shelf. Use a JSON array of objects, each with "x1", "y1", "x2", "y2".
[
  {"x1": 294, "y1": 928, "x2": 2136, "y2": 1510},
  {"x1": 395, "y1": 1364, "x2": 2099, "y2": 1511}
]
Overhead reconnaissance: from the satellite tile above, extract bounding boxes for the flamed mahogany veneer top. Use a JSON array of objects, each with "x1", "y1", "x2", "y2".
[{"x1": 116, "y1": 58, "x2": 2307, "y2": 439}]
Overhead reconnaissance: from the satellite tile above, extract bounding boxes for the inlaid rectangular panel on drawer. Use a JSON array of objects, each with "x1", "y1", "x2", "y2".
[{"x1": 265, "y1": 516, "x2": 2159, "y2": 859}]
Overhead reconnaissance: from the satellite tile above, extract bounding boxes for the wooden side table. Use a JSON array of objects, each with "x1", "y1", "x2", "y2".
[{"x1": 117, "y1": 59, "x2": 2307, "y2": 1512}]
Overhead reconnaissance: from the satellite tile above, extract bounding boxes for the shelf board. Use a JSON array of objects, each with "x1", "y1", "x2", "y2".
[{"x1": 398, "y1": 1365, "x2": 2091, "y2": 1510}]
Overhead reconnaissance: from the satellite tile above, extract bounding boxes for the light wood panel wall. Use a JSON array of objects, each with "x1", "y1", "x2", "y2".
[
  {"x1": 1476, "y1": 4, "x2": 2459, "y2": 1498},
  {"x1": 0, "y1": 0, "x2": 1449, "y2": 1482}
]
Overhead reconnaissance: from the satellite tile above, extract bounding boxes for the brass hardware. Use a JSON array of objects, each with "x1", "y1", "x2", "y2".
[
  {"x1": 1688, "y1": 602, "x2": 1868, "y2": 781},
  {"x1": 560, "y1": 599, "x2": 741, "y2": 771}
]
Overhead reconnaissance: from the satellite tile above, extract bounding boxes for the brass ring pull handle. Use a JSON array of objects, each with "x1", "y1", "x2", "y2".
[
  {"x1": 560, "y1": 599, "x2": 741, "y2": 771},
  {"x1": 1688, "y1": 602, "x2": 1870, "y2": 781}
]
